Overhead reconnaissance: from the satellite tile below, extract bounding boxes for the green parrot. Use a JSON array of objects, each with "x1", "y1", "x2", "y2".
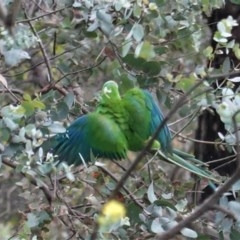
[{"x1": 46, "y1": 80, "x2": 217, "y2": 181}]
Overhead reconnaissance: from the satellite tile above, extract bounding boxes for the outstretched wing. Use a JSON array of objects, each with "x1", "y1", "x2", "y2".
[{"x1": 50, "y1": 113, "x2": 128, "y2": 165}]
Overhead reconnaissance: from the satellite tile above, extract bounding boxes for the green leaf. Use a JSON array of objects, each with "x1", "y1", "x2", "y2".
[
  {"x1": 0, "y1": 127, "x2": 10, "y2": 142},
  {"x1": 23, "y1": 93, "x2": 32, "y2": 101},
  {"x1": 155, "y1": 46, "x2": 168, "y2": 55},
  {"x1": 142, "y1": 61, "x2": 161, "y2": 76},
  {"x1": 32, "y1": 100, "x2": 45, "y2": 110},
  {"x1": 38, "y1": 162, "x2": 55, "y2": 175},
  {"x1": 203, "y1": 46, "x2": 213, "y2": 59},
  {"x1": 135, "y1": 41, "x2": 155, "y2": 60},
  {"x1": 122, "y1": 53, "x2": 146, "y2": 70},
  {"x1": 21, "y1": 101, "x2": 35, "y2": 116},
  {"x1": 233, "y1": 43, "x2": 240, "y2": 59},
  {"x1": 83, "y1": 29, "x2": 98, "y2": 38},
  {"x1": 127, "y1": 202, "x2": 142, "y2": 224},
  {"x1": 176, "y1": 76, "x2": 196, "y2": 92},
  {"x1": 230, "y1": 229, "x2": 240, "y2": 240},
  {"x1": 196, "y1": 234, "x2": 211, "y2": 240},
  {"x1": 133, "y1": 3, "x2": 142, "y2": 17},
  {"x1": 119, "y1": 74, "x2": 136, "y2": 93},
  {"x1": 154, "y1": 199, "x2": 177, "y2": 211},
  {"x1": 222, "y1": 57, "x2": 231, "y2": 73}
]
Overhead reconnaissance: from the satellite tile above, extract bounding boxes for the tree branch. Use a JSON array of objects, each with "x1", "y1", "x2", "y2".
[{"x1": 24, "y1": 11, "x2": 53, "y2": 83}]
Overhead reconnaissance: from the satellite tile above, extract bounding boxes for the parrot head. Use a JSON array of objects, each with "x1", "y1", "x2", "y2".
[{"x1": 101, "y1": 80, "x2": 121, "y2": 102}]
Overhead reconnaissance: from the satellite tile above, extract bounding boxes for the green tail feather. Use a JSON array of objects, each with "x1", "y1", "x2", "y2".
[{"x1": 158, "y1": 149, "x2": 220, "y2": 183}]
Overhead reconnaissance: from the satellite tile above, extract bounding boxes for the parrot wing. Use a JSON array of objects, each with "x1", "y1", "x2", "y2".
[
  {"x1": 142, "y1": 90, "x2": 172, "y2": 152},
  {"x1": 49, "y1": 113, "x2": 128, "y2": 165},
  {"x1": 123, "y1": 88, "x2": 172, "y2": 152}
]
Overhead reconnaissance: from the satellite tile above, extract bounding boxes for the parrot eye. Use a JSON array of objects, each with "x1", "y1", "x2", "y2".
[{"x1": 103, "y1": 86, "x2": 112, "y2": 98}]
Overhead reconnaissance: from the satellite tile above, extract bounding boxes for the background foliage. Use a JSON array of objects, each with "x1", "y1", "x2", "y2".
[{"x1": 1, "y1": 0, "x2": 240, "y2": 239}]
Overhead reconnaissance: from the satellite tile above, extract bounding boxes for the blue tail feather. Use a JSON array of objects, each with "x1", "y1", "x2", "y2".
[{"x1": 143, "y1": 90, "x2": 172, "y2": 152}]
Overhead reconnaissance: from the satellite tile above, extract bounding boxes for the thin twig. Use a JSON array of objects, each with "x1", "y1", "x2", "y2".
[
  {"x1": 0, "y1": 83, "x2": 21, "y2": 102},
  {"x1": 39, "y1": 56, "x2": 106, "y2": 94},
  {"x1": 24, "y1": 11, "x2": 53, "y2": 83},
  {"x1": 18, "y1": 6, "x2": 69, "y2": 23},
  {"x1": 3, "y1": 45, "x2": 82, "y2": 77},
  {"x1": 172, "y1": 107, "x2": 201, "y2": 139},
  {"x1": 0, "y1": 87, "x2": 24, "y2": 95},
  {"x1": 55, "y1": 57, "x2": 107, "y2": 85}
]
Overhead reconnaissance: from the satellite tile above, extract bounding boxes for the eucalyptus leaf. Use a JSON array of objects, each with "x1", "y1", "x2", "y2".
[
  {"x1": 132, "y1": 23, "x2": 144, "y2": 42},
  {"x1": 3, "y1": 117, "x2": 18, "y2": 131},
  {"x1": 96, "y1": 9, "x2": 114, "y2": 36},
  {"x1": 228, "y1": 77, "x2": 240, "y2": 82},
  {"x1": 151, "y1": 218, "x2": 164, "y2": 234},
  {"x1": 47, "y1": 122, "x2": 66, "y2": 133},
  {"x1": 228, "y1": 201, "x2": 240, "y2": 220},
  {"x1": 64, "y1": 92, "x2": 75, "y2": 109},
  {"x1": 232, "y1": 180, "x2": 240, "y2": 192},
  {"x1": 27, "y1": 213, "x2": 39, "y2": 229},
  {"x1": 3, "y1": 49, "x2": 30, "y2": 66},
  {"x1": 181, "y1": 227, "x2": 198, "y2": 238},
  {"x1": 147, "y1": 182, "x2": 157, "y2": 203},
  {"x1": 51, "y1": 102, "x2": 69, "y2": 121},
  {"x1": 122, "y1": 41, "x2": 132, "y2": 57}
]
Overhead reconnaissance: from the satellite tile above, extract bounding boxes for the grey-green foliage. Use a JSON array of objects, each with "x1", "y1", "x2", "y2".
[
  {"x1": 140, "y1": 182, "x2": 197, "y2": 238},
  {"x1": 1, "y1": 0, "x2": 239, "y2": 238},
  {"x1": 0, "y1": 24, "x2": 38, "y2": 66}
]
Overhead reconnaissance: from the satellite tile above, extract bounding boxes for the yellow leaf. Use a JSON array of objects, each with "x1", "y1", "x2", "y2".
[{"x1": 98, "y1": 200, "x2": 126, "y2": 226}]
